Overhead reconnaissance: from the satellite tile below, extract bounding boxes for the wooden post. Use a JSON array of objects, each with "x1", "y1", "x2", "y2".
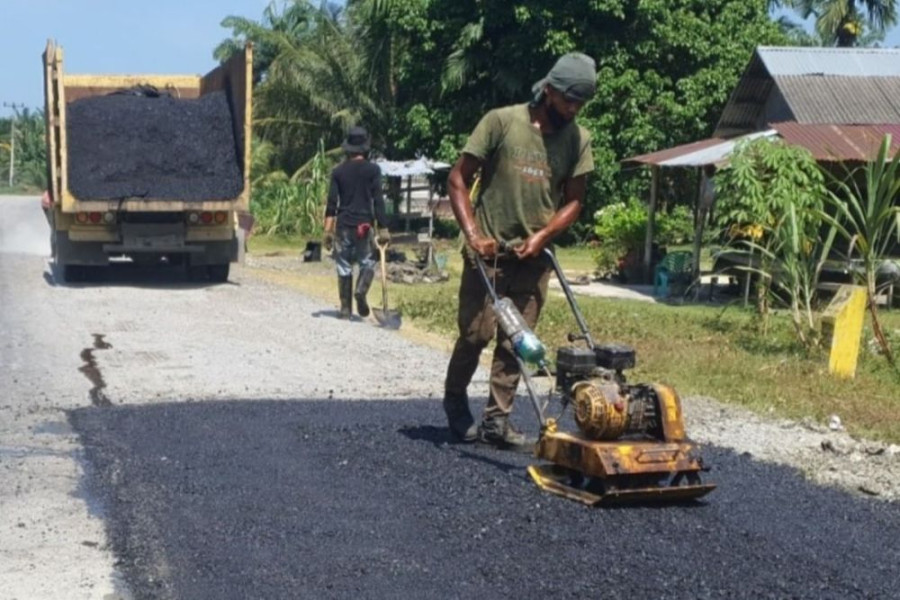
[
  {"x1": 821, "y1": 285, "x2": 867, "y2": 379},
  {"x1": 402, "y1": 176, "x2": 411, "y2": 233},
  {"x1": 427, "y1": 180, "x2": 434, "y2": 267},
  {"x1": 643, "y1": 165, "x2": 659, "y2": 284},
  {"x1": 691, "y1": 167, "x2": 705, "y2": 300}
]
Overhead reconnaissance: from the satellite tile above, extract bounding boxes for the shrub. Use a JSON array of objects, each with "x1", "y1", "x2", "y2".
[{"x1": 592, "y1": 199, "x2": 695, "y2": 275}]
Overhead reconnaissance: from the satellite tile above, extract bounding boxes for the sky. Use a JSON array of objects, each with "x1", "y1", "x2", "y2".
[
  {"x1": 1, "y1": 1, "x2": 899, "y2": 119},
  {"x1": 0, "y1": 0, "x2": 273, "y2": 117}
]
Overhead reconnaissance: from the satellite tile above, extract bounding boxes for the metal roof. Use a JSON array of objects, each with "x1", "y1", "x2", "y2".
[
  {"x1": 776, "y1": 76, "x2": 900, "y2": 124},
  {"x1": 771, "y1": 123, "x2": 900, "y2": 161},
  {"x1": 622, "y1": 124, "x2": 900, "y2": 167},
  {"x1": 714, "y1": 46, "x2": 900, "y2": 137},
  {"x1": 622, "y1": 130, "x2": 777, "y2": 167},
  {"x1": 756, "y1": 46, "x2": 900, "y2": 77},
  {"x1": 375, "y1": 158, "x2": 451, "y2": 177}
]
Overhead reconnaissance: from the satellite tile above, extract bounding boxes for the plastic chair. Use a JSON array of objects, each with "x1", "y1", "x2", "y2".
[{"x1": 653, "y1": 251, "x2": 693, "y2": 298}]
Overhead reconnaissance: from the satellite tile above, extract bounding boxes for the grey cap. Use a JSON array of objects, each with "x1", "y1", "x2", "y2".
[{"x1": 531, "y1": 52, "x2": 597, "y2": 103}]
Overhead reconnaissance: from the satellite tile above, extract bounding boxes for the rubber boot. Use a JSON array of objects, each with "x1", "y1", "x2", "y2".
[
  {"x1": 355, "y1": 268, "x2": 374, "y2": 317},
  {"x1": 443, "y1": 392, "x2": 476, "y2": 442},
  {"x1": 338, "y1": 275, "x2": 353, "y2": 319},
  {"x1": 477, "y1": 416, "x2": 535, "y2": 453}
]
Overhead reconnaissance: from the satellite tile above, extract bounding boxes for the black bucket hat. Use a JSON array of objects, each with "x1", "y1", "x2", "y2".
[
  {"x1": 531, "y1": 52, "x2": 597, "y2": 103},
  {"x1": 341, "y1": 126, "x2": 371, "y2": 154}
]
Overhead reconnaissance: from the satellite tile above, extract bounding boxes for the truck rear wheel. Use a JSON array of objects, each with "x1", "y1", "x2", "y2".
[
  {"x1": 61, "y1": 264, "x2": 86, "y2": 283},
  {"x1": 207, "y1": 263, "x2": 230, "y2": 283}
]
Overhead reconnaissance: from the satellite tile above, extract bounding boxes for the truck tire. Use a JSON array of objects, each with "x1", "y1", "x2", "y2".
[
  {"x1": 61, "y1": 264, "x2": 86, "y2": 283},
  {"x1": 207, "y1": 263, "x2": 230, "y2": 283},
  {"x1": 187, "y1": 265, "x2": 208, "y2": 282}
]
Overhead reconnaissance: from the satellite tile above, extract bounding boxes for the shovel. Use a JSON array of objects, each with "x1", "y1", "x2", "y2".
[{"x1": 373, "y1": 238, "x2": 402, "y2": 329}]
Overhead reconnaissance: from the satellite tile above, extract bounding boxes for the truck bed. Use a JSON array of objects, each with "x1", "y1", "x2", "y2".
[{"x1": 43, "y1": 40, "x2": 252, "y2": 214}]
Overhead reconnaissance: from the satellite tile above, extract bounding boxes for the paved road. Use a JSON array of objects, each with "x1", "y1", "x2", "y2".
[{"x1": 2, "y1": 195, "x2": 900, "y2": 599}]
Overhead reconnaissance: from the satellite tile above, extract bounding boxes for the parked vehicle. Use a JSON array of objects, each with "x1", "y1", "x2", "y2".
[{"x1": 42, "y1": 40, "x2": 252, "y2": 282}]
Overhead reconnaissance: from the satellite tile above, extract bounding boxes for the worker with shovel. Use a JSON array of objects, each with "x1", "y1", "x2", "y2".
[
  {"x1": 323, "y1": 126, "x2": 390, "y2": 320},
  {"x1": 443, "y1": 52, "x2": 596, "y2": 451}
]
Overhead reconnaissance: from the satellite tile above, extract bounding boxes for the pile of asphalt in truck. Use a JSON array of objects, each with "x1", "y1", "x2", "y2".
[{"x1": 66, "y1": 89, "x2": 243, "y2": 201}]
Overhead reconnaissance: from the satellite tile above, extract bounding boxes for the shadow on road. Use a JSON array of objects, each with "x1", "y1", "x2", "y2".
[{"x1": 44, "y1": 261, "x2": 239, "y2": 290}]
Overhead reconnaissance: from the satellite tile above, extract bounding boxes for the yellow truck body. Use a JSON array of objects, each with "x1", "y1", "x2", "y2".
[{"x1": 42, "y1": 40, "x2": 253, "y2": 282}]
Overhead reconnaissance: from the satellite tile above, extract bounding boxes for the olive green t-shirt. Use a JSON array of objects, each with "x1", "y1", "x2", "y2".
[{"x1": 463, "y1": 103, "x2": 593, "y2": 243}]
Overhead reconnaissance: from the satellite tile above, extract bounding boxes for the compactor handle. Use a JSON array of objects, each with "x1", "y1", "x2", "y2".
[{"x1": 542, "y1": 248, "x2": 595, "y2": 350}]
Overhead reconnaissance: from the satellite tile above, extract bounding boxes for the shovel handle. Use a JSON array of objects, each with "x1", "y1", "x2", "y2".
[{"x1": 377, "y1": 239, "x2": 389, "y2": 309}]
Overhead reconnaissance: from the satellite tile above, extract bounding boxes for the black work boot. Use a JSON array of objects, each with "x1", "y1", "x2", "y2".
[
  {"x1": 477, "y1": 416, "x2": 535, "y2": 453},
  {"x1": 355, "y1": 268, "x2": 374, "y2": 317},
  {"x1": 443, "y1": 392, "x2": 476, "y2": 442},
  {"x1": 338, "y1": 275, "x2": 353, "y2": 319}
]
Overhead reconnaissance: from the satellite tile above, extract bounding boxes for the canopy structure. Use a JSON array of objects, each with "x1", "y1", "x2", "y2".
[
  {"x1": 374, "y1": 157, "x2": 452, "y2": 236},
  {"x1": 620, "y1": 123, "x2": 900, "y2": 285},
  {"x1": 621, "y1": 130, "x2": 778, "y2": 284},
  {"x1": 623, "y1": 130, "x2": 777, "y2": 169},
  {"x1": 376, "y1": 157, "x2": 451, "y2": 177}
]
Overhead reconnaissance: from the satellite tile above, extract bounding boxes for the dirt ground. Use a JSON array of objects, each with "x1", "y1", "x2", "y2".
[{"x1": 247, "y1": 250, "x2": 900, "y2": 504}]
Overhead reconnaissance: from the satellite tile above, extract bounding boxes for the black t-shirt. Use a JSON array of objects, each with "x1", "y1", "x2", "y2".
[{"x1": 325, "y1": 159, "x2": 387, "y2": 228}]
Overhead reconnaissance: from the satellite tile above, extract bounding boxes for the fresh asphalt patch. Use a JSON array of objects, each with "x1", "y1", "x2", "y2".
[{"x1": 69, "y1": 399, "x2": 900, "y2": 600}]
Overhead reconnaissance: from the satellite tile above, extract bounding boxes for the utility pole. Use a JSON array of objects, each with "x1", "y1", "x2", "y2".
[{"x1": 3, "y1": 102, "x2": 26, "y2": 188}]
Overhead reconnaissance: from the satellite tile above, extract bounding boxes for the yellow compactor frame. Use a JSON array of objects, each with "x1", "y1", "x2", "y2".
[{"x1": 528, "y1": 385, "x2": 715, "y2": 505}]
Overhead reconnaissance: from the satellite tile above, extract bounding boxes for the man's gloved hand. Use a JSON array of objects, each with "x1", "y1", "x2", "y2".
[
  {"x1": 376, "y1": 229, "x2": 391, "y2": 245},
  {"x1": 323, "y1": 232, "x2": 334, "y2": 252}
]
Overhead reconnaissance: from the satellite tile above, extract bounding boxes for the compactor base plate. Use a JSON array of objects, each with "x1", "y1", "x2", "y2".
[{"x1": 529, "y1": 432, "x2": 715, "y2": 505}]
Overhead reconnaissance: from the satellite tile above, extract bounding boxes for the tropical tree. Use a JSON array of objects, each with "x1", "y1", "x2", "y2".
[
  {"x1": 215, "y1": 1, "x2": 328, "y2": 83},
  {"x1": 218, "y1": 0, "x2": 790, "y2": 236},
  {"x1": 396, "y1": 0, "x2": 788, "y2": 237},
  {"x1": 787, "y1": 0, "x2": 898, "y2": 45},
  {"x1": 0, "y1": 109, "x2": 46, "y2": 189}
]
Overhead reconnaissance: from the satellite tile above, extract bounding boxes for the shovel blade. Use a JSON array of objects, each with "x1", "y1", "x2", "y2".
[{"x1": 373, "y1": 308, "x2": 402, "y2": 330}]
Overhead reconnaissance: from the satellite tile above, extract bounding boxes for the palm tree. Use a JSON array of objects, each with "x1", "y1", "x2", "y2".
[
  {"x1": 217, "y1": 0, "x2": 419, "y2": 173},
  {"x1": 215, "y1": 0, "x2": 323, "y2": 83},
  {"x1": 788, "y1": 0, "x2": 898, "y2": 46}
]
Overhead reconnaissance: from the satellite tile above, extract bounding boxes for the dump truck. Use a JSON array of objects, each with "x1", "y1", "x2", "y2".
[{"x1": 42, "y1": 40, "x2": 252, "y2": 283}]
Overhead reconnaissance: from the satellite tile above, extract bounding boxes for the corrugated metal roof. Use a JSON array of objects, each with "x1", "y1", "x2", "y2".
[
  {"x1": 622, "y1": 130, "x2": 777, "y2": 167},
  {"x1": 714, "y1": 46, "x2": 900, "y2": 137},
  {"x1": 776, "y1": 76, "x2": 900, "y2": 124},
  {"x1": 375, "y1": 158, "x2": 451, "y2": 177},
  {"x1": 771, "y1": 123, "x2": 900, "y2": 161},
  {"x1": 757, "y1": 46, "x2": 900, "y2": 77},
  {"x1": 623, "y1": 124, "x2": 900, "y2": 167}
]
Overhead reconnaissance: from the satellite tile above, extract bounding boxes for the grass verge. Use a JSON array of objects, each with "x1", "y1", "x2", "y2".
[{"x1": 248, "y1": 234, "x2": 900, "y2": 444}]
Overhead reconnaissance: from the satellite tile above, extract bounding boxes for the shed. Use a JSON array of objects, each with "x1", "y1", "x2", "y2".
[
  {"x1": 375, "y1": 158, "x2": 451, "y2": 233},
  {"x1": 715, "y1": 46, "x2": 900, "y2": 138},
  {"x1": 622, "y1": 45, "x2": 900, "y2": 284}
]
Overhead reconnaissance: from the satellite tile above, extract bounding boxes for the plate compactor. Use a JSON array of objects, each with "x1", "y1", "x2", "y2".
[{"x1": 473, "y1": 247, "x2": 715, "y2": 506}]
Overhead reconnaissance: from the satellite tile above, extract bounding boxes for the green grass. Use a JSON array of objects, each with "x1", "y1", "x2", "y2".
[
  {"x1": 247, "y1": 233, "x2": 310, "y2": 255},
  {"x1": 0, "y1": 185, "x2": 38, "y2": 195},
  {"x1": 249, "y1": 234, "x2": 900, "y2": 443}
]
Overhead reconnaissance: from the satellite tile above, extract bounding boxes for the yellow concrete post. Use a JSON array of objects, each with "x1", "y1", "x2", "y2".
[{"x1": 821, "y1": 285, "x2": 868, "y2": 379}]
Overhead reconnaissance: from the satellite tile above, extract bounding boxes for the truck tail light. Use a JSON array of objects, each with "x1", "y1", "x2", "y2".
[
  {"x1": 88, "y1": 212, "x2": 102, "y2": 224},
  {"x1": 200, "y1": 212, "x2": 213, "y2": 224},
  {"x1": 188, "y1": 212, "x2": 200, "y2": 224},
  {"x1": 214, "y1": 211, "x2": 227, "y2": 224},
  {"x1": 76, "y1": 212, "x2": 89, "y2": 224}
]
